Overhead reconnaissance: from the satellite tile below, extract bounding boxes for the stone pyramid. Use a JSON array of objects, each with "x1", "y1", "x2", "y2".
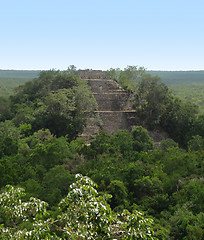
[{"x1": 78, "y1": 70, "x2": 139, "y2": 140}]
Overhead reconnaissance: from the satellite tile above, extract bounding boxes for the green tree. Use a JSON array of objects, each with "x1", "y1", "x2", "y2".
[
  {"x1": 117, "y1": 66, "x2": 145, "y2": 91},
  {"x1": 188, "y1": 135, "x2": 204, "y2": 152},
  {"x1": 161, "y1": 97, "x2": 198, "y2": 146},
  {"x1": 42, "y1": 165, "x2": 74, "y2": 205},
  {"x1": 172, "y1": 178, "x2": 204, "y2": 214},
  {"x1": 105, "y1": 67, "x2": 120, "y2": 80},
  {"x1": 159, "y1": 138, "x2": 178, "y2": 151},
  {"x1": 66, "y1": 65, "x2": 77, "y2": 74},
  {"x1": 193, "y1": 114, "x2": 204, "y2": 137},
  {"x1": 0, "y1": 156, "x2": 22, "y2": 188},
  {"x1": 0, "y1": 174, "x2": 158, "y2": 239},
  {"x1": 107, "y1": 180, "x2": 129, "y2": 210},
  {"x1": 132, "y1": 126, "x2": 154, "y2": 152},
  {"x1": 0, "y1": 97, "x2": 12, "y2": 121},
  {"x1": 133, "y1": 76, "x2": 171, "y2": 129},
  {"x1": 169, "y1": 206, "x2": 204, "y2": 240},
  {"x1": 88, "y1": 130, "x2": 113, "y2": 156},
  {"x1": 9, "y1": 70, "x2": 97, "y2": 140},
  {"x1": 0, "y1": 185, "x2": 52, "y2": 239},
  {"x1": 58, "y1": 173, "x2": 113, "y2": 239},
  {"x1": 111, "y1": 130, "x2": 133, "y2": 155},
  {"x1": 0, "y1": 120, "x2": 20, "y2": 140},
  {"x1": 32, "y1": 88, "x2": 82, "y2": 138},
  {"x1": 29, "y1": 135, "x2": 71, "y2": 170},
  {"x1": 0, "y1": 121, "x2": 20, "y2": 158}
]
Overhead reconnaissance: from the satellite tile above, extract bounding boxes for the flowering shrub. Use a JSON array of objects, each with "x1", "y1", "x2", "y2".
[{"x1": 0, "y1": 174, "x2": 157, "y2": 239}]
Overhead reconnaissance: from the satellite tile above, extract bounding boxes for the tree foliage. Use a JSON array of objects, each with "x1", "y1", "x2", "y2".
[
  {"x1": 106, "y1": 66, "x2": 201, "y2": 146},
  {"x1": 0, "y1": 66, "x2": 203, "y2": 239},
  {"x1": 132, "y1": 75, "x2": 170, "y2": 129},
  {"x1": 8, "y1": 70, "x2": 97, "y2": 140},
  {"x1": 0, "y1": 174, "x2": 157, "y2": 239}
]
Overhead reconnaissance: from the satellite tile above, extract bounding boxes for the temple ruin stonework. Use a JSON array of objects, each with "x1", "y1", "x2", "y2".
[{"x1": 78, "y1": 70, "x2": 139, "y2": 140}]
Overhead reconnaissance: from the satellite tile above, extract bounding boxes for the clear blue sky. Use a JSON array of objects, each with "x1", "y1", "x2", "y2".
[{"x1": 1, "y1": 0, "x2": 204, "y2": 70}]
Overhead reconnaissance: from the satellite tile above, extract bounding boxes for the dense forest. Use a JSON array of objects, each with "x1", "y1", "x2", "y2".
[
  {"x1": 149, "y1": 71, "x2": 204, "y2": 114},
  {"x1": 0, "y1": 70, "x2": 40, "y2": 98},
  {"x1": 149, "y1": 70, "x2": 204, "y2": 85},
  {"x1": 0, "y1": 67, "x2": 204, "y2": 239},
  {"x1": 1, "y1": 69, "x2": 204, "y2": 113}
]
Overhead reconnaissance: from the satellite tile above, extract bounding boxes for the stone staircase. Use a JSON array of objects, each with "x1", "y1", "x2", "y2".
[{"x1": 80, "y1": 77, "x2": 139, "y2": 140}]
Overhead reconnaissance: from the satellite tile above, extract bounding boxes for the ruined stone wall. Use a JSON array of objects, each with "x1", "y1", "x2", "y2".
[
  {"x1": 86, "y1": 79, "x2": 123, "y2": 92},
  {"x1": 97, "y1": 111, "x2": 129, "y2": 135},
  {"x1": 79, "y1": 73, "x2": 138, "y2": 139},
  {"x1": 77, "y1": 70, "x2": 109, "y2": 79},
  {"x1": 93, "y1": 93, "x2": 130, "y2": 111}
]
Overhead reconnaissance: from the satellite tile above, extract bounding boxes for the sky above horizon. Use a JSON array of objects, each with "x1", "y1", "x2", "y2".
[{"x1": 1, "y1": 0, "x2": 204, "y2": 71}]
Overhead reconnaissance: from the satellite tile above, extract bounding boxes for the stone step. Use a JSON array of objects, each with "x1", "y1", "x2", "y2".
[
  {"x1": 97, "y1": 111, "x2": 138, "y2": 135},
  {"x1": 98, "y1": 111, "x2": 128, "y2": 135},
  {"x1": 80, "y1": 76, "x2": 138, "y2": 140},
  {"x1": 85, "y1": 79, "x2": 123, "y2": 93},
  {"x1": 93, "y1": 93, "x2": 131, "y2": 111}
]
